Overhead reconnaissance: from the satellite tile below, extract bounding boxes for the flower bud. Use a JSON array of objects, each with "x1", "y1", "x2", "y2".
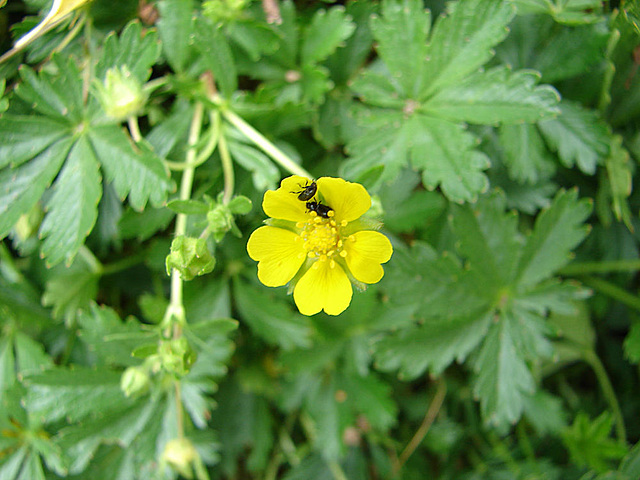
[
  {"x1": 94, "y1": 66, "x2": 146, "y2": 121},
  {"x1": 120, "y1": 366, "x2": 151, "y2": 397},
  {"x1": 166, "y1": 236, "x2": 216, "y2": 280},
  {"x1": 162, "y1": 437, "x2": 198, "y2": 479},
  {"x1": 159, "y1": 337, "x2": 196, "y2": 377}
]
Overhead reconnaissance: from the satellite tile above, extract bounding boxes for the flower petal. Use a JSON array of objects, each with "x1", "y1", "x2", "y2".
[
  {"x1": 293, "y1": 260, "x2": 352, "y2": 316},
  {"x1": 317, "y1": 177, "x2": 371, "y2": 223},
  {"x1": 247, "y1": 226, "x2": 305, "y2": 287},
  {"x1": 344, "y1": 231, "x2": 393, "y2": 284},
  {"x1": 263, "y1": 175, "x2": 312, "y2": 222}
]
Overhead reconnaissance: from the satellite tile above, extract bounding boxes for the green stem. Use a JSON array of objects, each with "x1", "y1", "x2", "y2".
[
  {"x1": 328, "y1": 461, "x2": 349, "y2": 480},
  {"x1": 161, "y1": 101, "x2": 204, "y2": 442},
  {"x1": 580, "y1": 275, "x2": 640, "y2": 312},
  {"x1": 221, "y1": 109, "x2": 312, "y2": 178},
  {"x1": 394, "y1": 378, "x2": 446, "y2": 476},
  {"x1": 598, "y1": 20, "x2": 620, "y2": 113},
  {"x1": 559, "y1": 259, "x2": 640, "y2": 275},
  {"x1": 163, "y1": 102, "x2": 204, "y2": 333},
  {"x1": 78, "y1": 245, "x2": 103, "y2": 274},
  {"x1": 51, "y1": 13, "x2": 85, "y2": 55},
  {"x1": 101, "y1": 252, "x2": 146, "y2": 276},
  {"x1": 127, "y1": 116, "x2": 142, "y2": 143},
  {"x1": 217, "y1": 118, "x2": 234, "y2": 204},
  {"x1": 581, "y1": 349, "x2": 627, "y2": 444}
]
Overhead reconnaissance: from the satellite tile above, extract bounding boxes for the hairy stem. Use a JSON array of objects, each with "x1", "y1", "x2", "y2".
[
  {"x1": 217, "y1": 116, "x2": 234, "y2": 204},
  {"x1": 560, "y1": 259, "x2": 640, "y2": 275},
  {"x1": 581, "y1": 275, "x2": 640, "y2": 312},
  {"x1": 394, "y1": 378, "x2": 446, "y2": 475},
  {"x1": 582, "y1": 348, "x2": 627, "y2": 444},
  {"x1": 127, "y1": 116, "x2": 142, "y2": 142},
  {"x1": 221, "y1": 109, "x2": 312, "y2": 179}
]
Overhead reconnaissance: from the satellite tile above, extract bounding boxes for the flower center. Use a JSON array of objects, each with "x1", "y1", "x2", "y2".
[{"x1": 298, "y1": 214, "x2": 349, "y2": 266}]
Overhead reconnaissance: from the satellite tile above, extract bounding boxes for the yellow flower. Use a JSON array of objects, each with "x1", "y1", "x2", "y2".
[{"x1": 247, "y1": 175, "x2": 393, "y2": 316}]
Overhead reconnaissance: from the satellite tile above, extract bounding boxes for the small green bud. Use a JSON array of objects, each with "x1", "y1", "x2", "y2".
[
  {"x1": 207, "y1": 204, "x2": 234, "y2": 242},
  {"x1": 120, "y1": 366, "x2": 151, "y2": 397},
  {"x1": 159, "y1": 337, "x2": 196, "y2": 377},
  {"x1": 162, "y1": 437, "x2": 199, "y2": 479},
  {"x1": 94, "y1": 66, "x2": 146, "y2": 121},
  {"x1": 166, "y1": 236, "x2": 216, "y2": 280},
  {"x1": 228, "y1": 195, "x2": 252, "y2": 215},
  {"x1": 203, "y1": 0, "x2": 248, "y2": 23}
]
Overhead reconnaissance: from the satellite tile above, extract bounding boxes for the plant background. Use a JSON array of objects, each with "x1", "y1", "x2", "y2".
[{"x1": 1, "y1": 0, "x2": 640, "y2": 479}]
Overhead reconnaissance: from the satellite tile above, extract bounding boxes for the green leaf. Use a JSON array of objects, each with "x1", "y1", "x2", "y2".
[
  {"x1": 624, "y1": 320, "x2": 640, "y2": 364},
  {"x1": 166, "y1": 199, "x2": 209, "y2": 215},
  {"x1": 375, "y1": 310, "x2": 492, "y2": 379},
  {"x1": 23, "y1": 366, "x2": 129, "y2": 423},
  {"x1": 212, "y1": 381, "x2": 274, "y2": 477},
  {"x1": 39, "y1": 136, "x2": 102, "y2": 266},
  {"x1": 303, "y1": 375, "x2": 343, "y2": 460},
  {"x1": 620, "y1": 440, "x2": 640, "y2": 479},
  {"x1": 515, "y1": 189, "x2": 592, "y2": 288},
  {"x1": 194, "y1": 17, "x2": 238, "y2": 98},
  {"x1": 378, "y1": 170, "x2": 446, "y2": 233},
  {"x1": 0, "y1": 336, "x2": 15, "y2": 391},
  {"x1": 562, "y1": 412, "x2": 628, "y2": 472},
  {"x1": 41, "y1": 251, "x2": 99, "y2": 321},
  {"x1": 382, "y1": 242, "x2": 483, "y2": 318},
  {"x1": 370, "y1": 0, "x2": 430, "y2": 98},
  {"x1": 412, "y1": 117, "x2": 490, "y2": 203},
  {"x1": 450, "y1": 192, "x2": 523, "y2": 290},
  {"x1": 514, "y1": 0, "x2": 603, "y2": 24},
  {"x1": 77, "y1": 303, "x2": 156, "y2": 367},
  {"x1": 499, "y1": 123, "x2": 556, "y2": 183},
  {"x1": 57, "y1": 398, "x2": 158, "y2": 474},
  {"x1": 281, "y1": 454, "x2": 333, "y2": 480},
  {"x1": 14, "y1": 333, "x2": 53, "y2": 377},
  {"x1": 473, "y1": 311, "x2": 536, "y2": 427},
  {"x1": 522, "y1": 391, "x2": 567, "y2": 435},
  {"x1": 0, "y1": 115, "x2": 69, "y2": 169},
  {"x1": 95, "y1": 20, "x2": 161, "y2": 82},
  {"x1": 89, "y1": 125, "x2": 174, "y2": 210},
  {"x1": 422, "y1": 0, "x2": 515, "y2": 97},
  {"x1": 425, "y1": 67, "x2": 559, "y2": 124},
  {"x1": 538, "y1": 100, "x2": 611, "y2": 175},
  {"x1": 0, "y1": 137, "x2": 71, "y2": 239},
  {"x1": 339, "y1": 373, "x2": 397, "y2": 430},
  {"x1": 533, "y1": 23, "x2": 609, "y2": 82},
  {"x1": 233, "y1": 279, "x2": 313, "y2": 350},
  {"x1": 324, "y1": 1, "x2": 375, "y2": 86},
  {"x1": 14, "y1": 58, "x2": 83, "y2": 123},
  {"x1": 302, "y1": 6, "x2": 355, "y2": 66},
  {"x1": 604, "y1": 135, "x2": 633, "y2": 230},
  {"x1": 157, "y1": 0, "x2": 194, "y2": 72}
]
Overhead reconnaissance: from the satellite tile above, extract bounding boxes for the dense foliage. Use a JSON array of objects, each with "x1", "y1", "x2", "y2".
[{"x1": 1, "y1": 0, "x2": 640, "y2": 478}]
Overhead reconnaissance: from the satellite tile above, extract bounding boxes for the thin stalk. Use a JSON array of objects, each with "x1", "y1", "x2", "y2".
[
  {"x1": 78, "y1": 245, "x2": 103, "y2": 274},
  {"x1": 163, "y1": 101, "x2": 205, "y2": 334},
  {"x1": 328, "y1": 461, "x2": 349, "y2": 480},
  {"x1": 221, "y1": 109, "x2": 312, "y2": 178},
  {"x1": 51, "y1": 13, "x2": 85, "y2": 55},
  {"x1": 559, "y1": 259, "x2": 640, "y2": 275},
  {"x1": 581, "y1": 275, "x2": 640, "y2": 312},
  {"x1": 582, "y1": 349, "x2": 627, "y2": 444},
  {"x1": 394, "y1": 378, "x2": 446, "y2": 476},
  {"x1": 598, "y1": 21, "x2": 620, "y2": 113},
  {"x1": 161, "y1": 101, "x2": 205, "y2": 443},
  {"x1": 217, "y1": 117, "x2": 234, "y2": 204},
  {"x1": 174, "y1": 381, "x2": 185, "y2": 439},
  {"x1": 101, "y1": 251, "x2": 146, "y2": 276},
  {"x1": 127, "y1": 116, "x2": 142, "y2": 142}
]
